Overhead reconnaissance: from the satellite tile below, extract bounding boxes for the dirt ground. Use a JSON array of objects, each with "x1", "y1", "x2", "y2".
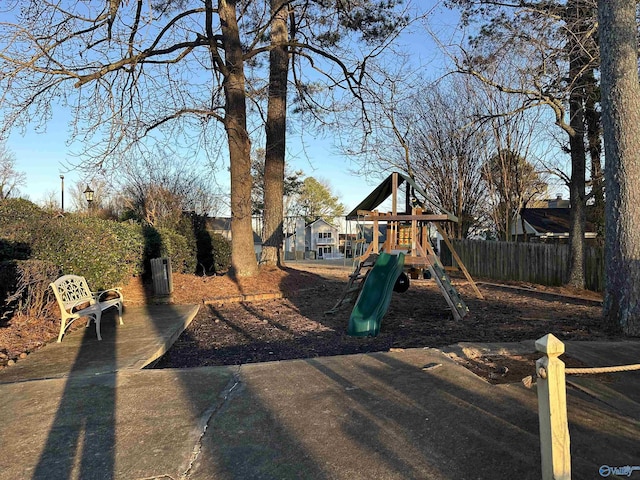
[
  {"x1": 0, "y1": 261, "x2": 614, "y2": 383},
  {"x1": 154, "y1": 262, "x2": 611, "y2": 383}
]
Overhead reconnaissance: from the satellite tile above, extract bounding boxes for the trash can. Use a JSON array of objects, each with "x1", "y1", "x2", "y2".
[{"x1": 151, "y1": 257, "x2": 173, "y2": 296}]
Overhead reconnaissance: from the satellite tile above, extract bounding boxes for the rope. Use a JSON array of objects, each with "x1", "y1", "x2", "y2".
[
  {"x1": 565, "y1": 363, "x2": 640, "y2": 375},
  {"x1": 522, "y1": 363, "x2": 640, "y2": 388}
]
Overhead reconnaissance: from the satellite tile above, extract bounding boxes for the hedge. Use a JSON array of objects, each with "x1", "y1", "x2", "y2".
[
  {"x1": 31, "y1": 216, "x2": 145, "y2": 290},
  {"x1": 0, "y1": 199, "x2": 233, "y2": 319},
  {"x1": 196, "y1": 230, "x2": 232, "y2": 274},
  {"x1": 0, "y1": 198, "x2": 47, "y2": 261}
]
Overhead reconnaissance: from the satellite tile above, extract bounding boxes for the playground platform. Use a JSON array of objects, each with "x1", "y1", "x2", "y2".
[{"x1": 0, "y1": 304, "x2": 639, "y2": 479}]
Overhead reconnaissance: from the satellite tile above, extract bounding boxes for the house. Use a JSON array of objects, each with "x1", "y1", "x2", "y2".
[
  {"x1": 339, "y1": 233, "x2": 357, "y2": 257},
  {"x1": 206, "y1": 217, "x2": 263, "y2": 258},
  {"x1": 530, "y1": 194, "x2": 571, "y2": 209},
  {"x1": 282, "y1": 218, "x2": 341, "y2": 259},
  {"x1": 512, "y1": 207, "x2": 599, "y2": 242},
  {"x1": 207, "y1": 217, "x2": 233, "y2": 241},
  {"x1": 306, "y1": 218, "x2": 340, "y2": 259},
  {"x1": 349, "y1": 223, "x2": 388, "y2": 257}
]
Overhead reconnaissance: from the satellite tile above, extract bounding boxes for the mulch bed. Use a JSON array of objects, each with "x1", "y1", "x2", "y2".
[
  {"x1": 153, "y1": 265, "x2": 615, "y2": 383},
  {"x1": 1, "y1": 262, "x2": 617, "y2": 383}
]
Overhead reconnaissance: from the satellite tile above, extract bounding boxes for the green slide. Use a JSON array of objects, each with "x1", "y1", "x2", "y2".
[{"x1": 347, "y1": 252, "x2": 405, "y2": 337}]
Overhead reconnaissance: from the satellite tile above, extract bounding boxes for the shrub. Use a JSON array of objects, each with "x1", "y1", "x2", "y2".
[
  {"x1": 31, "y1": 215, "x2": 145, "y2": 289},
  {"x1": 196, "y1": 230, "x2": 231, "y2": 274},
  {"x1": 211, "y1": 232, "x2": 232, "y2": 274},
  {"x1": 0, "y1": 199, "x2": 47, "y2": 260},
  {"x1": 157, "y1": 227, "x2": 197, "y2": 274},
  {"x1": 143, "y1": 226, "x2": 197, "y2": 274},
  {"x1": 109, "y1": 221, "x2": 146, "y2": 277},
  {"x1": 0, "y1": 239, "x2": 31, "y2": 261},
  {"x1": 2, "y1": 260, "x2": 59, "y2": 320}
]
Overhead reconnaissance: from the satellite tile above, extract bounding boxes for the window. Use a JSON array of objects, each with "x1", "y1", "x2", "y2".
[{"x1": 318, "y1": 232, "x2": 332, "y2": 239}]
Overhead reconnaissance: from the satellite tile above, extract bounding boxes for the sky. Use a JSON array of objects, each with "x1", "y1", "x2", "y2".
[{"x1": 4, "y1": 2, "x2": 463, "y2": 215}]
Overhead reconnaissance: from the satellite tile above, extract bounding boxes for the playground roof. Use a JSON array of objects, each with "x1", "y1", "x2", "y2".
[{"x1": 346, "y1": 172, "x2": 456, "y2": 220}]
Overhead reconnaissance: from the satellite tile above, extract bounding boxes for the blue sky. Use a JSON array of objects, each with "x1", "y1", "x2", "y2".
[{"x1": 5, "y1": 2, "x2": 462, "y2": 214}]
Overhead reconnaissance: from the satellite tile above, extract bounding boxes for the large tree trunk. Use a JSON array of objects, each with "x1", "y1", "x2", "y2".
[
  {"x1": 584, "y1": 67, "x2": 604, "y2": 243},
  {"x1": 565, "y1": 0, "x2": 587, "y2": 289},
  {"x1": 599, "y1": 0, "x2": 640, "y2": 335},
  {"x1": 260, "y1": 0, "x2": 289, "y2": 266},
  {"x1": 567, "y1": 97, "x2": 587, "y2": 288},
  {"x1": 219, "y1": 0, "x2": 258, "y2": 278}
]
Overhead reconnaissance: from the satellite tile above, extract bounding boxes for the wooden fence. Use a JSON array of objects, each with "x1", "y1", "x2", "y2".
[{"x1": 448, "y1": 240, "x2": 604, "y2": 292}]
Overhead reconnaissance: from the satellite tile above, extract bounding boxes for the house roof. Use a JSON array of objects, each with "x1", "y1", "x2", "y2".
[
  {"x1": 306, "y1": 218, "x2": 338, "y2": 229},
  {"x1": 206, "y1": 217, "x2": 262, "y2": 243},
  {"x1": 520, "y1": 208, "x2": 598, "y2": 235},
  {"x1": 207, "y1": 217, "x2": 232, "y2": 231},
  {"x1": 346, "y1": 172, "x2": 456, "y2": 220}
]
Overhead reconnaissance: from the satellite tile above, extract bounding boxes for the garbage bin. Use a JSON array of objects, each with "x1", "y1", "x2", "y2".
[{"x1": 151, "y1": 257, "x2": 173, "y2": 295}]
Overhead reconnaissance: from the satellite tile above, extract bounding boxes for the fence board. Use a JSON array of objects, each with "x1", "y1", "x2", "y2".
[{"x1": 450, "y1": 240, "x2": 603, "y2": 291}]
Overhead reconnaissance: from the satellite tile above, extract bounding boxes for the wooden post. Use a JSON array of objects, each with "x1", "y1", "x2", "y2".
[
  {"x1": 535, "y1": 334, "x2": 571, "y2": 480},
  {"x1": 411, "y1": 207, "x2": 417, "y2": 254},
  {"x1": 434, "y1": 223, "x2": 484, "y2": 299},
  {"x1": 392, "y1": 172, "x2": 398, "y2": 215},
  {"x1": 372, "y1": 211, "x2": 379, "y2": 253}
]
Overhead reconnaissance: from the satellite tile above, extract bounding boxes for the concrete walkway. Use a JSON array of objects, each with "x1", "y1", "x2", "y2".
[{"x1": 0, "y1": 304, "x2": 639, "y2": 479}]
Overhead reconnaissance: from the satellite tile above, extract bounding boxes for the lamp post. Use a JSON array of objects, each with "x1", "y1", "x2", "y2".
[
  {"x1": 60, "y1": 175, "x2": 64, "y2": 213},
  {"x1": 83, "y1": 185, "x2": 94, "y2": 212}
]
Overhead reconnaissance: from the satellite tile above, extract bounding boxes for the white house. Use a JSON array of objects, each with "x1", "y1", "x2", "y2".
[{"x1": 306, "y1": 218, "x2": 340, "y2": 259}]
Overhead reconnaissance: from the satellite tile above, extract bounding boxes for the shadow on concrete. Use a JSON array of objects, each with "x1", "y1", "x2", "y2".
[
  {"x1": 138, "y1": 295, "x2": 332, "y2": 478},
  {"x1": 32, "y1": 313, "x2": 118, "y2": 479}
]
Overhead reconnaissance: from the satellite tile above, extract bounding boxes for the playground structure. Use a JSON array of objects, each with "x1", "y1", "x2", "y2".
[{"x1": 333, "y1": 172, "x2": 484, "y2": 335}]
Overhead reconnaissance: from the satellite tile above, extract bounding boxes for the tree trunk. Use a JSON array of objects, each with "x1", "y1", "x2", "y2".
[
  {"x1": 599, "y1": 0, "x2": 640, "y2": 335},
  {"x1": 585, "y1": 67, "x2": 605, "y2": 244},
  {"x1": 566, "y1": 0, "x2": 587, "y2": 288},
  {"x1": 567, "y1": 96, "x2": 587, "y2": 288},
  {"x1": 219, "y1": 0, "x2": 258, "y2": 278},
  {"x1": 260, "y1": 0, "x2": 289, "y2": 266}
]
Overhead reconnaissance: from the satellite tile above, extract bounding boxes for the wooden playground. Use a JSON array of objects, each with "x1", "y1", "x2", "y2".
[{"x1": 331, "y1": 172, "x2": 484, "y2": 322}]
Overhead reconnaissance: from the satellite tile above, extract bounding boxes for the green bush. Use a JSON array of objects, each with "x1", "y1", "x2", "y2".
[
  {"x1": 109, "y1": 221, "x2": 146, "y2": 277},
  {"x1": 211, "y1": 232, "x2": 232, "y2": 274},
  {"x1": 0, "y1": 202, "x2": 222, "y2": 315},
  {"x1": 31, "y1": 216, "x2": 145, "y2": 289},
  {"x1": 0, "y1": 199, "x2": 47, "y2": 260},
  {"x1": 196, "y1": 230, "x2": 231, "y2": 274},
  {"x1": 157, "y1": 227, "x2": 197, "y2": 274},
  {"x1": 143, "y1": 226, "x2": 197, "y2": 274}
]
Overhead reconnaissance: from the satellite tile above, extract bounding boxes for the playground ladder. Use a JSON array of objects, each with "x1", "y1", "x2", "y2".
[
  {"x1": 428, "y1": 262, "x2": 469, "y2": 321},
  {"x1": 325, "y1": 254, "x2": 378, "y2": 314}
]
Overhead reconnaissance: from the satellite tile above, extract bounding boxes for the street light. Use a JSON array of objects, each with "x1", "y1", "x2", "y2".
[
  {"x1": 60, "y1": 175, "x2": 64, "y2": 213},
  {"x1": 83, "y1": 185, "x2": 94, "y2": 209}
]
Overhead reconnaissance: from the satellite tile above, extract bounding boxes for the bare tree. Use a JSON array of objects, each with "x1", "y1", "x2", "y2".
[
  {"x1": 0, "y1": 143, "x2": 25, "y2": 199},
  {"x1": 483, "y1": 151, "x2": 547, "y2": 240},
  {"x1": 0, "y1": 0, "x2": 412, "y2": 276},
  {"x1": 114, "y1": 148, "x2": 221, "y2": 228},
  {"x1": 39, "y1": 190, "x2": 60, "y2": 212},
  {"x1": 410, "y1": 79, "x2": 489, "y2": 239},
  {"x1": 598, "y1": 0, "x2": 640, "y2": 335},
  {"x1": 260, "y1": 0, "x2": 289, "y2": 266},
  {"x1": 257, "y1": 0, "x2": 413, "y2": 266},
  {"x1": 448, "y1": 0, "x2": 600, "y2": 287},
  {"x1": 0, "y1": 1, "x2": 260, "y2": 276},
  {"x1": 345, "y1": 73, "x2": 489, "y2": 239},
  {"x1": 477, "y1": 79, "x2": 549, "y2": 240}
]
